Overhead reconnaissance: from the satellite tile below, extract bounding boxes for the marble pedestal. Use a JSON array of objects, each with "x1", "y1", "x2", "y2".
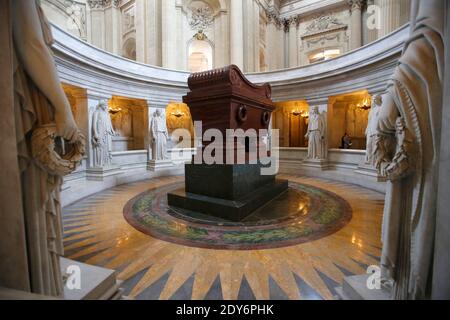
[
  {"x1": 86, "y1": 165, "x2": 122, "y2": 181},
  {"x1": 302, "y1": 159, "x2": 330, "y2": 170},
  {"x1": 61, "y1": 258, "x2": 123, "y2": 300},
  {"x1": 168, "y1": 163, "x2": 288, "y2": 222},
  {"x1": 355, "y1": 163, "x2": 387, "y2": 182},
  {"x1": 335, "y1": 274, "x2": 391, "y2": 300},
  {"x1": 147, "y1": 160, "x2": 175, "y2": 172}
]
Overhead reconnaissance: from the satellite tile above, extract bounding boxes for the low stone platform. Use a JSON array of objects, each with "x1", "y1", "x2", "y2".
[
  {"x1": 335, "y1": 274, "x2": 391, "y2": 300},
  {"x1": 61, "y1": 258, "x2": 123, "y2": 300},
  {"x1": 168, "y1": 179, "x2": 288, "y2": 222},
  {"x1": 168, "y1": 163, "x2": 288, "y2": 221}
]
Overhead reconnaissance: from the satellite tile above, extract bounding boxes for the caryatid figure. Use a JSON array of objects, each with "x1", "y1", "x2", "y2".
[
  {"x1": 365, "y1": 94, "x2": 383, "y2": 165},
  {"x1": 1, "y1": 0, "x2": 85, "y2": 297},
  {"x1": 305, "y1": 106, "x2": 327, "y2": 160},
  {"x1": 92, "y1": 100, "x2": 116, "y2": 167},
  {"x1": 150, "y1": 109, "x2": 169, "y2": 160}
]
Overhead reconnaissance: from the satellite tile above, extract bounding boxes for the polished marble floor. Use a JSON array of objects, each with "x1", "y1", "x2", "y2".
[{"x1": 62, "y1": 175, "x2": 384, "y2": 300}]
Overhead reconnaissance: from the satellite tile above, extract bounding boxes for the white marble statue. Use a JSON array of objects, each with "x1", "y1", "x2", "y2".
[
  {"x1": 92, "y1": 100, "x2": 116, "y2": 167},
  {"x1": 374, "y1": 0, "x2": 444, "y2": 300},
  {"x1": 305, "y1": 106, "x2": 327, "y2": 160},
  {"x1": 150, "y1": 109, "x2": 169, "y2": 161},
  {"x1": 0, "y1": 0, "x2": 84, "y2": 297},
  {"x1": 365, "y1": 94, "x2": 383, "y2": 165}
]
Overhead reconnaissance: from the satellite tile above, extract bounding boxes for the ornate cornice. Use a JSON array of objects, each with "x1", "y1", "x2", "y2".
[
  {"x1": 347, "y1": 0, "x2": 365, "y2": 11},
  {"x1": 87, "y1": 0, "x2": 119, "y2": 9},
  {"x1": 264, "y1": 8, "x2": 284, "y2": 29},
  {"x1": 287, "y1": 15, "x2": 300, "y2": 27},
  {"x1": 303, "y1": 14, "x2": 347, "y2": 36}
]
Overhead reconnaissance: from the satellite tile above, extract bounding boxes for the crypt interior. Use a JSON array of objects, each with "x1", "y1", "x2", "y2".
[{"x1": 0, "y1": 0, "x2": 450, "y2": 301}]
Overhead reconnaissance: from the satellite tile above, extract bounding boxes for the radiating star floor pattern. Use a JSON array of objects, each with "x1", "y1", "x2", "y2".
[{"x1": 62, "y1": 175, "x2": 384, "y2": 300}]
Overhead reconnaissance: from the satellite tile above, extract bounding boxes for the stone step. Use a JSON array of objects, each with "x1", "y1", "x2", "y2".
[
  {"x1": 340, "y1": 274, "x2": 391, "y2": 300},
  {"x1": 61, "y1": 258, "x2": 123, "y2": 300}
]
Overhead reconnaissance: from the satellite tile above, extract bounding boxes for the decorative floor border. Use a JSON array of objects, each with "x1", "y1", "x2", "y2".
[{"x1": 123, "y1": 181, "x2": 353, "y2": 250}]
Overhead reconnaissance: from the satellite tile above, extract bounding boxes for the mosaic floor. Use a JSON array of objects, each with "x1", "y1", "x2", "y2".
[
  {"x1": 62, "y1": 175, "x2": 385, "y2": 300},
  {"x1": 124, "y1": 181, "x2": 352, "y2": 250}
]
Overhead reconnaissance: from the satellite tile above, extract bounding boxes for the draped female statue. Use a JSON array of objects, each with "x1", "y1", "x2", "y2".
[
  {"x1": 365, "y1": 94, "x2": 383, "y2": 165},
  {"x1": 0, "y1": 0, "x2": 85, "y2": 297},
  {"x1": 374, "y1": 0, "x2": 445, "y2": 300},
  {"x1": 92, "y1": 100, "x2": 116, "y2": 167},
  {"x1": 305, "y1": 106, "x2": 327, "y2": 160},
  {"x1": 150, "y1": 109, "x2": 169, "y2": 161}
]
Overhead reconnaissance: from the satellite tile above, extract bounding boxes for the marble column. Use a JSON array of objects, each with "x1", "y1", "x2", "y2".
[
  {"x1": 288, "y1": 16, "x2": 299, "y2": 68},
  {"x1": 136, "y1": 0, "x2": 162, "y2": 66},
  {"x1": 278, "y1": 22, "x2": 286, "y2": 69},
  {"x1": 214, "y1": 12, "x2": 229, "y2": 68},
  {"x1": 230, "y1": 0, "x2": 244, "y2": 70},
  {"x1": 266, "y1": 16, "x2": 277, "y2": 71},
  {"x1": 398, "y1": 0, "x2": 412, "y2": 27},
  {"x1": 365, "y1": 0, "x2": 378, "y2": 43},
  {"x1": 104, "y1": 2, "x2": 121, "y2": 55},
  {"x1": 243, "y1": 0, "x2": 255, "y2": 72},
  {"x1": 377, "y1": 0, "x2": 400, "y2": 38},
  {"x1": 253, "y1": 1, "x2": 261, "y2": 72},
  {"x1": 88, "y1": 7, "x2": 106, "y2": 49},
  {"x1": 348, "y1": 0, "x2": 363, "y2": 50},
  {"x1": 161, "y1": 0, "x2": 177, "y2": 69}
]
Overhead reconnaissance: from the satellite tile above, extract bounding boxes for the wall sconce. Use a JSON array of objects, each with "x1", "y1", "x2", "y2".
[
  {"x1": 356, "y1": 97, "x2": 371, "y2": 111},
  {"x1": 292, "y1": 110, "x2": 309, "y2": 118},
  {"x1": 109, "y1": 105, "x2": 122, "y2": 115},
  {"x1": 171, "y1": 110, "x2": 185, "y2": 118}
]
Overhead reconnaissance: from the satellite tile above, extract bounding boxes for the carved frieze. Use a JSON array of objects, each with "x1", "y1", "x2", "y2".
[
  {"x1": 87, "y1": 0, "x2": 120, "y2": 9},
  {"x1": 304, "y1": 14, "x2": 346, "y2": 36},
  {"x1": 42, "y1": 0, "x2": 87, "y2": 40},
  {"x1": 188, "y1": 4, "x2": 214, "y2": 31}
]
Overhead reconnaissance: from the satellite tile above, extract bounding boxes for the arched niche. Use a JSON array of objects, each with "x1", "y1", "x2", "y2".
[
  {"x1": 187, "y1": 36, "x2": 214, "y2": 72},
  {"x1": 180, "y1": 0, "x2": 227, "y2": 17},
  {"x1": 166, "y1": 102, "x2": 195, "y2": 148},
  {"x1": 273, "y1": 101, "x2": 310, "y2": 148},
  {"x1": 108, "y1": 96, "x2": 148, "y2": 151},
  {"x1": 328, "y1": 90, "x2": 372, "y2": 149},
  {"x1": 122, "y1": 37, "x2": 137, "y2": 61}
]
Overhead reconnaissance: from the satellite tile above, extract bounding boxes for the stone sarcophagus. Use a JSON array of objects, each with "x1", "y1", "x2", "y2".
[{"x1": 168, "y1": 65, "x2": 288, "y2": 221}]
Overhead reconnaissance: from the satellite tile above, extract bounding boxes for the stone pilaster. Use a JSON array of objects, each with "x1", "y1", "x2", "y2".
[
  {"x1": 376, "y1": 0, "x2": 400, "y2": 38},
  {"x1": 161, "y1": 0, "x2": 177, "y2": 69},
  {"x1": 287, "y1": 16, "x2": 299, "y2": 68},
  {"x1": 103, "y1": 0, "x2": 121, "y2": 55},
  {"x1": 230, "y1": 0, "x2": 244, "y2": 70},
  {"x1": 136, "y1": 0, "x2": 162, "y2": 66},
  {"x1": 348, "y1": 0, "x2": 364, "y2": 50}
]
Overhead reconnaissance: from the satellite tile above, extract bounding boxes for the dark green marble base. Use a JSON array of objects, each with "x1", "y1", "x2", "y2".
[
  {"x1": 168, "y1": 179, "x2": 288, "y2": 222},
  {"x1": 184, "y1": 163, "x2": 275, "y2": 200}
]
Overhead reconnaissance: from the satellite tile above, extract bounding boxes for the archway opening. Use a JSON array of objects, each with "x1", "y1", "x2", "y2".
[{"x1": 188, "y1": 39, "x2": 213, "y2": 72}]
